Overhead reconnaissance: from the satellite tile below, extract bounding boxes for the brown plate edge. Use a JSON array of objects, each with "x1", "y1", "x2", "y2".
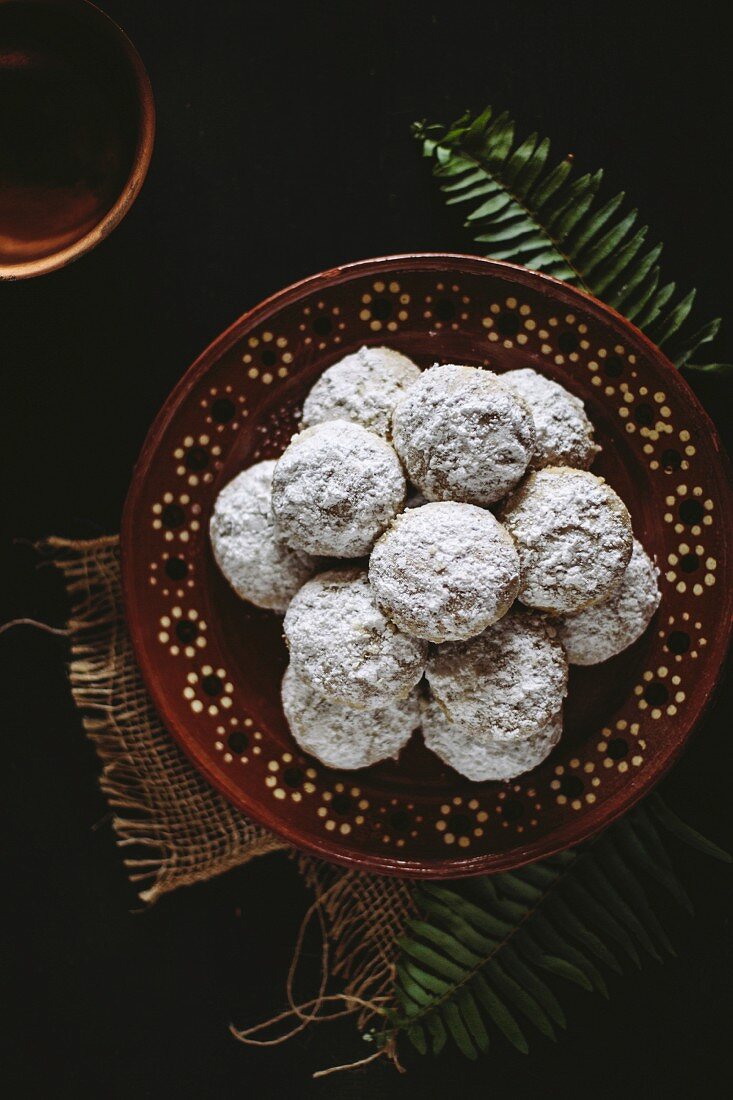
[{"x1": 120, "y1": 253, "x2": 733, "y2": 878}]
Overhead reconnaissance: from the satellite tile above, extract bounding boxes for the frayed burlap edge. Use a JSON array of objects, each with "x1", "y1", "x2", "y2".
[
  {"x1": 44, "y1": 534, "x2": 286, "y2": 902},
  {"x1": 43, "y1": 535, "x2": 414, "y2": 1057}
]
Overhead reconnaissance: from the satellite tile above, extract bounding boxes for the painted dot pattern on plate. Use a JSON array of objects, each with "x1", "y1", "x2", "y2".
[{"x1": 122, "y1": 257, "x2": 733, "y2": 876}]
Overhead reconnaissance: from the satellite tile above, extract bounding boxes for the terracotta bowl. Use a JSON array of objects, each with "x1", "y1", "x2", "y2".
[
  {"x1": 0, "y1": 0, "x2": 154, "y2": 279},
  {"x1": 121, "y1": 254, "x2": 733, "y2": 877}
]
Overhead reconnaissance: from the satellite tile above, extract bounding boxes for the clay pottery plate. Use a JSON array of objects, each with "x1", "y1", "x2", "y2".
[{"x1": 121, "y1": 254, "x2": 733, "y2": 877}]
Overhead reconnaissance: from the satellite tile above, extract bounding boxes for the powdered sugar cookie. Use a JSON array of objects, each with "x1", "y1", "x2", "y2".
[
  {"x1": 426, "y1": 609, "x2": 568, "y2": 741},
  {"x1": 283, "y1": 568, "x2": 427, "y2": 708},
  {"x1": 391, "y1": 364, "x2": 535, "y2": 505},
  {"x1": 500, "y1": 367, "x2": 600, "y2": 469},
  {"x1": 209, "y1": 461, "x2": 316, "y2": 612},
  {"x1": 501, "y1": 466, "x2": 633, "y2": 613},
  {"x1": 422, "y1": 696, "x2": 562, "y2": 781},
  {"x1": 557, "y1": 538, "x2": 661, "y2": 664},
  {"x1": 281, "y1": 665, "x2": 419, "y2": 769},
  {"x1": 301, "y1": 345, "x2": 420, "y2": 438},
  {"x1": 271, "y1": 419, "x2": 406, "y2": 558},
  {"x1": 369, "y1": 501, "x2": 520, "y2": 642}
]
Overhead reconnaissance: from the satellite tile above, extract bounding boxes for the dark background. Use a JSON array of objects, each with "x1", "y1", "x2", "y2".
[{"x1": 2, "y1": 1, "x2": 731, "y2": 1096}]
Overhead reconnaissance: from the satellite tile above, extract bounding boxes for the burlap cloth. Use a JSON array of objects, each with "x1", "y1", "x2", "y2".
[{"x1": 48, "y1": 535, "x2": 415, "y2": 1045}]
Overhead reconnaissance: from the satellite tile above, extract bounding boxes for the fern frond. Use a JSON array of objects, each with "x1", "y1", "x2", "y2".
[
  {"x1": 413, "y1": 108, "x2": 723, "y2": 371},
  {"x1": 386, "y1": 800, "x2": 728, "y2": 1059}
]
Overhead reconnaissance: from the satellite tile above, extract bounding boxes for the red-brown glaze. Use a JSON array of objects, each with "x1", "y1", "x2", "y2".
[
  {"x1": 121, "y1": 255, "x2": 733, "y2": 877},
  {"x1": 0, "y1": 0, "x2": 154, "y2": 279}
]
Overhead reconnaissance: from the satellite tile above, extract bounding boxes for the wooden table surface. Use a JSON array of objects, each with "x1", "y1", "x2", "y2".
[{"x1": 2, "y1": 1, "x2": 730, "y2": 1096}]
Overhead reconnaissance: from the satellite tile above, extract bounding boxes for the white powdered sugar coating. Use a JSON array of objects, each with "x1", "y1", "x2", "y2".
[
  {"x1": 500, "y1": 367, "x2": 600, "y2": 470},
  {"x1": 422, "y1": 696, "x2": 563, "y2": 781},
  {"x1": 301, "y1": 345, "x2": 421, "y2": 438},
  {"x1": 391, "y1": 364, "x2": 536, "y2": 505},
  {"x1": 426, "y1": 609, "x2": 568, "y2": 741},
  {"x1": 501, "y1": 466, "x2": 633, "y2": 613},
  {"x1": 557, "y1": 538, "x2": 661, "y2": 665},
  {"x1": 281, "y1": 666, "x2": 419, "y2": 769},
  {"x1": 271, "y1": 419, "x2": 406, "y2": 557},
  {"x1": 283, "y1": 568, "x2": 427, "y2": 708},
  {"x1": 369, "y1": 501, "x2": 520, "y2": 642},
  {"x1": 209, "y1": 461, "x2": 316, "y2": 612}
]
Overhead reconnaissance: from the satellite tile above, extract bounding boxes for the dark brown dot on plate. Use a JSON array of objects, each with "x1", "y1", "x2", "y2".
[
  {"x1": 176, "y1": 620, "x2": 198, "y2": 643},
  {"x1": 202, "y1": 673, "x2": 222, "y2": 696},
  {"x1": 312, "y1": 315, "x2": 332, "y2": 335},
  {"x1": 559, "y1": 775, "x2": 584, "y2": 798},
  {"x1": 211, "y1": 398, "x2": 235, "y2": 423},
  {"x1": 371, "y1": 298, "x2": 392, "y2": 321},
  {"x1": 679, "y1": 499, "x2": 704, "y2": 525},
  {"x1": 185, "y1": 445, "x2": 209, "y2": 471},
  {"x1": 227, "y1": 730, "x2": 248, "y2": 753},
  {"x1": 666, "y1": 630, "x2": 690, "y2": 654},
  {"x1": 433, "y1": 298, "x2": 455, "y2": 323},
  {"x1": 447, "y1": 812, "x2": 472, "y2": 836},
  {"x1": 661, "y1": 448, "x2": 682, "y2": 471},
  {"x1": 634, "y1": 403, "x2": 654, "y2": 427},
  {"x1": 162, "y1": 504, "x2": 185, "y2": 528},
  {"x1": 606, "y1": 737, "x2": 628, "y2": 760},
  {"x1": 165, "y1": 557, "x2": 187, "y2": 580},
  {"x1": 680, "y1": 553, "x2": 699, "y2": 573},
  {"x1": 558, "y1": 330, "x2": 579, "y2": 354},
  {"x1": 389, "y1": 810, "x2": 411, "y2": 833},
  {"x1": 643, "y1": 681, "x2": 668, "y2": 706},
  {"x1": 260, "y1": 348, "x2": 277, "y2": 367},
  {"x1": 283, "y1": 767, "x2": 303, "y2": 788},
  {"x1": 331, "y1": 793, "x2": 352, "y2": 815},
  {"x1": 495, "y1": 310, "x2": 520, "y2": 337},
  {"x1": 604, "y1": 354, "x2": 624, "y2": 377},
  {"x1": 502, "y1": 799, "x2": 524, "y2": 823}
]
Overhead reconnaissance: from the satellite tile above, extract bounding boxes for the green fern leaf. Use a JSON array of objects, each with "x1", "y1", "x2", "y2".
[
  {"x1": 649, "y1": 794, "x2": 732, "y2": 861},
  {"x1": 386, "y1": 796, "x2": 727, "y2": 1060},
  {"x1": 413, "y1": 109, "x2": 724, "y2": 372}
]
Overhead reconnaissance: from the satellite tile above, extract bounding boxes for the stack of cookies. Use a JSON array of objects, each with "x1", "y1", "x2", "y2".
[{"x1": 210, "y1": 346, "x2": 661, "y2": 781}]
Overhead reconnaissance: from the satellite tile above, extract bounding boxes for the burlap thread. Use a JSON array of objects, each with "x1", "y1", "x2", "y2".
[{"x1": 45, "y1": 536, "x2": 414, "y2": 1057}]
